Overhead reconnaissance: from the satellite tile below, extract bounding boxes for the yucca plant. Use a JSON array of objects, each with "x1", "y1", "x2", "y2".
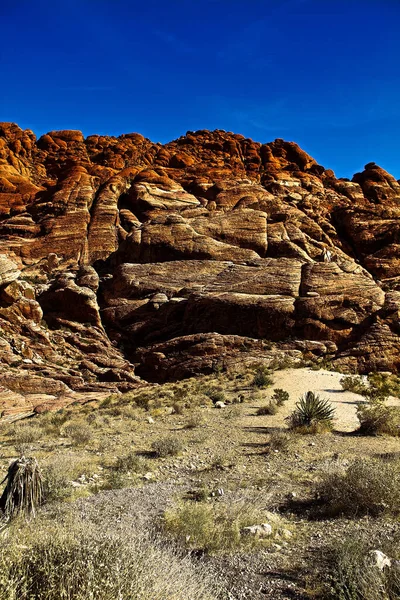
[
  {"x1": 287, "y1": 391, "x2": 335, "y2": 432},
  {"x1": 0, "y1": 456, "x2": 43, "y2": 520}
]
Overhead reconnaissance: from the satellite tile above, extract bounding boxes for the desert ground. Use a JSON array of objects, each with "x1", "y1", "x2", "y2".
[{"x1": 1, "y1": 363, "x2": 400, "y2": 599}]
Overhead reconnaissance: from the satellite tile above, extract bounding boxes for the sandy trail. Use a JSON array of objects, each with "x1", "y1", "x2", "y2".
[{"x1": 270, "y1": 368, "x2": 400, "y2": 432}]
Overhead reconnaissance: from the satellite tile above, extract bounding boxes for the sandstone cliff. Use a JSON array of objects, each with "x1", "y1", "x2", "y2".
[{"x1": 1, "y1": 122, "x2": 400, "y2": 414}]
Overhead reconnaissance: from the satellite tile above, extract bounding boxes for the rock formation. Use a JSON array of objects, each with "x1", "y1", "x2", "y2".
[{"x1": 1, "y1": 122, "x2": 400, "y2": 414}]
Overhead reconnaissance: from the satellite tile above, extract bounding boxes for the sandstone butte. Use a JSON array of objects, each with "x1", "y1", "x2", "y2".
[{"x1": 1, "y1": 121, "x2": 400, "y2": 417}]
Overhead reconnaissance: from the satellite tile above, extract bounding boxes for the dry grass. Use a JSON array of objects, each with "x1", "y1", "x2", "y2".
[
  {"x1": 0, "y1": 516, "x2": 221, "y2": 600},
  {"x1": 317, "y1": 458, "x2": 400, "y2": 517},
  {"x1": 151, "y1": 436, "x2": 183, "y2": 458},
  {"x1": 325, "y1": 532, "x2": 400, "y2": 600},
  {"x1": 164, "y1": 498, "x2": 281, "y2": 554}
]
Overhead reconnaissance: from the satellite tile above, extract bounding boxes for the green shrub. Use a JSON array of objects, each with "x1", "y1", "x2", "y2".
[
  {"x1": 252, "y1": 367, "x2": 273, "y2": 389},
  {"x1": 271, "y1": 389, "x2": 289, "y2": 406},
  {"x1": 356, "y1": 402, "x2": 400, "y2": 436},
  {"x1": 42, "y1": 461, "x2": 72, "y2": 503},
  {"x1": 287, "y1": 391, "x2": 335, "y2": 433},
  {"x1": 316, "y1": 458, "x2": 400, "y2": 517},
  {"x1": 340, "y1": 375, "x2": 367, "y2": 395},
  {"x1": 204, "y1": 388, "x2": 226, "y2": 404},
  {"x1": 151, "y1": 436, "x2": 183, "y2": 458}
]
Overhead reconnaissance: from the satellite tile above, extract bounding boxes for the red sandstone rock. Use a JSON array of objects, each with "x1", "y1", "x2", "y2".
[{"x1": 1, "y1": 122, "x2": 400, "y2": 415}]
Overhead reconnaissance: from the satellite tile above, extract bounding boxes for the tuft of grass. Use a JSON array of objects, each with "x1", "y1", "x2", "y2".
[
  {"x1": 151, "y1": 436, "x2": 183, "y2": 458},
  {"x1": 9, "y1": 423, "x2": 42, "y2": 447},
  {"x1": 114, "y1": 451, "x2": 147, "y2": 474},
  {"x1": 184, "y1": 410, "x2": 205, "y2": 429},
  {"x1": 63, "y1": 422, "x2": 93, "y2": 446},
  {"x1": 163, "y1": 499, "x2": 272, "y2": 554},
  {"x1": 257, "y1": 402, "x2": 278, "y2": 416},
  {"x1": 316, "y1": 458, "x2": 400, "y2": 517},
  {"x1": 252, "y1": 367, "x2": 273, "y2": 389},
  {"x1": 287, "y1": 391, "x2": 335, "y2": 433},
  {"x1": 269, "y1": 431, "x2": 292, "y2": 452}
]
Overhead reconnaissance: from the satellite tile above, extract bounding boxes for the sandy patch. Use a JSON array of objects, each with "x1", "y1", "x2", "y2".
[{"x1": 270, "y1": 368, "x2": 400, "y2": 432}]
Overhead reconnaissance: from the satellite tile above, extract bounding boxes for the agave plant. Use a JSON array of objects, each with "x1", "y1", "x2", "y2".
[
  {"x1": 0, "y1": 456, "x2": 43, "y2": 520},
  {"x1": 288, "y1": 391, "x2": 335, "y2": 431}
]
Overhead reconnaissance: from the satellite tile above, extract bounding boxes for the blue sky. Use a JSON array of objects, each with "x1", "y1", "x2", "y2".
[{"x1": 1, "y1": 0, "x2": 399, "y2": 178}]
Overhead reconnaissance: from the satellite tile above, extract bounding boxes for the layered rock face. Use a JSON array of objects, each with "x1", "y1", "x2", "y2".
[{"x1": 1, "y1": 122, "x2": 400, "y2": 411}]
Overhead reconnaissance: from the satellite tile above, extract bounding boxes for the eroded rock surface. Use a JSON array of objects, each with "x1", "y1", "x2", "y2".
[{"x1": 1, "y1": 122, "x2": 400, "y2": 411}]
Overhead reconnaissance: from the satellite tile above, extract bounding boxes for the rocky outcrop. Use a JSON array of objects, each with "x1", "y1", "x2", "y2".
[{"x1": 1, "y1": 122, "x2": 400, "y2": 411}]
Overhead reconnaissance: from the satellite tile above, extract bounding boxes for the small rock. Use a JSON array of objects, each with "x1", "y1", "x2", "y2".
[
  {"x1": 281, "y1": 529, "x2": 293, "y2": 539},
  {"x1": 241, "y1": 523, "x2": 272, "y2": 538},
  {"x1": 368, "y1": 550, "x2": 392, "y2": 571},
  {"x1": 215, "y1": 401, "x2": 226, "y2": 409},
  {"x1": 142, "y1": 472, "x2": 154, "y2": 480},
  {"x1": 146, "y1": 417, "x2": 155, "y2": 424}
]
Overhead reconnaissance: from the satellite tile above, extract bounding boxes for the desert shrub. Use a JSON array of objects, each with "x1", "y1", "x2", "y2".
[
  {"x1": 185, "y1": 410, "x2": 205, "y2": 429},
  {"x1": 356, "y1": 402, "x2": 400, "y2": 436},
  {"x1": 164, "y1": 500, "x2": 269, "y2": 554},
  {"x1": 204, "y1": 388, "x2": 226, "y2": 404},
  {"x1": 325, "y1": 534, "x2": 400, "y2": 600},
  {"x1": 0, "y1": 518, "x2": 219, "y2": 600},
  {"x1": 257, "y1": 402, "x2": 278, "y2": 416},
  {"x1": 287, "y1": 391, "x2": 335, "y2": 433},
  {"x1": 63, "y1": 422, "x2": 92, "y2": 446},
  {"x1": 42, "y1": 460, "x2": 72, "y2": 503},
  {"x1": 114, "y1": 451, "x2": 147, "y2": 474},
  {"x1": 316, "y1": 458, "x2": 400, "y2": 517},
  {"x1": 252, "y1": 366, "x2": 273, "y2": 389},
  {"x1": 222, "y1": 405, "x2": 242, "y2": 420},
  {"x1": 172, "y1": 402, "x2": 185, "y2": 415},
  {"x1": 10, "y1": 423, "x2": 41, "y2": 446},
  {"x1": 151, "y1": 436, "x2": 183, "y2": 458},
  {"x1": 340, "y1": 375, "x2": 368, "y2": 395},
  {"x1": 42, "y1": 454, "x2": 98, "y2": 503},
  {"x1": 341, "y1": 372, "x2": 400, "y2": 402},
  {"x1": 269, "y1": 431, "x2": 291, "y2": 452},
  {"x1": 271, "y1": 389, "x2": 289, "y2": 406}
]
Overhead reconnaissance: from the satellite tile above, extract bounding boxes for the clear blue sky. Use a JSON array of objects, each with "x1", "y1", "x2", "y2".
[{"x1": 1, "y1": 0, "x2": 399, "y2": 179}]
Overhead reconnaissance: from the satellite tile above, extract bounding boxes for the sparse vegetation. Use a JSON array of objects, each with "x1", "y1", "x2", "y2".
[
  {"x1": 0, "y1": 517, "x2": 219, "y2": 600},
  {"x1": 269, "y1": 431, "x2": 292, "y2": 452},
  {"x1": 257, "y1": 402, "x2": 278, "y2": 416},
  {"x1": 63, "y1": 422, "x2": 93, "y2": 446},
  {"x1": 317, "y1": 458, "x2": 400, "y2": 516},
  {"x1": 287, "y1": 391, "x2": 335, "y2": 433},
  {"x1": 326, "y1": 534, "x2": 400, "y2": 600},
  {"x1": 357, "y1": 401, "x2": 400, "y2": 436},
  {"x1": 164, "y1": 499, "x2": 273, "y2": 554},
  {"x1": 151, "y1": 436, "x2": 183, "y2": 457},
  {"x1": 252, "y1": 366, "x2": 274, "y2": 389},
  {"x1": 272, "y1": 388, "x2": 290, "y2": 406},
  {"x1": 185, "y1": 410, "x2": 205, "y2": 428}
]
